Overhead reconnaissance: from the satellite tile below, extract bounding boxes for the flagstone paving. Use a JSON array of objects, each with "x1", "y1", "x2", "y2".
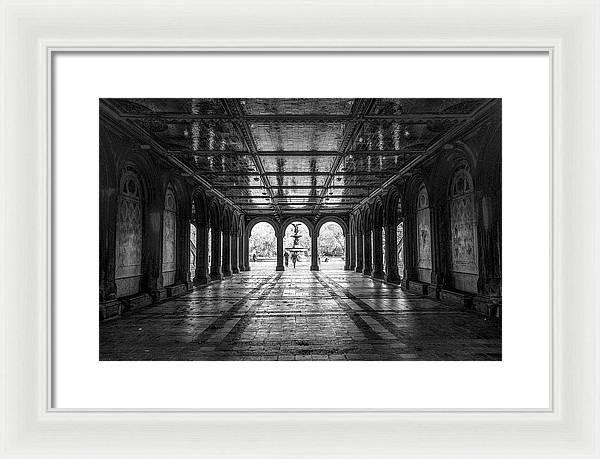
[{"x1": 100, "y1": 266, "x2": 501, "y2": 361}]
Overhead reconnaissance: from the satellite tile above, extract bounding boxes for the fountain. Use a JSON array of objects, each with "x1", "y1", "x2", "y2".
[{"x1": 286, "y1": 223, "x2": 306, "y2": 255}]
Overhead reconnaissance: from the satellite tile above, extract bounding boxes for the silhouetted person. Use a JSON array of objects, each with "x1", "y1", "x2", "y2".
[
  {"x1": 284, "y1": 251, "x2": 289, "y2": 268},
  {"x1": 291, "y1": 252, "x2": 298, "y2": 269},
  {"x1": 252, "y1": 253, "x2": 257, "y2": 262}
]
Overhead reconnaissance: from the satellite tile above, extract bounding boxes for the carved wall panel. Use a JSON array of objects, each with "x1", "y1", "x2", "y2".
[
  {"x1": 449, "y1": 166, "x2": 479, "y2": 292},
  {"x1": 115, "y1": 170, "x2": 143, "y2": 297},
  {"x1": 396, "y1": 222, "x2": 404, "y2": 278},
  {"x1": 416, "y1": 185, "x2": 432, "y2": 283},
  {"x1": 162, "y1": 185, "x2": 177, "y2": 287}
]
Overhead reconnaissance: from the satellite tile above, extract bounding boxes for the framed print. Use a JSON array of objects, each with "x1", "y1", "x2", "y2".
[{"x1": 1, "y1": 0, "x2": 599, "y2": 457}]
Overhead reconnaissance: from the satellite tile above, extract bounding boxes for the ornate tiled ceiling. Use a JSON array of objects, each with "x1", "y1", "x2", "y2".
[{"x1": 101, "y1": 98, "x2": 493, "y2": 217}]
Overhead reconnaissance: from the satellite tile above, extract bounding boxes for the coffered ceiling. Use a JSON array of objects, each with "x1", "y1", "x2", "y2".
[{"x1": 100, "y1": 98, "x2": 495, "y2": 217}]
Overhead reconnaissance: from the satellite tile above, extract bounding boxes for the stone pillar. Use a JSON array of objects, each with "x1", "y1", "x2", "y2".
[
  {"x1": 344, "y1": 231, "x2": 351, "y2": 270},
  {"x1": 310, "y1": 231, "x2": 319, "y2": 271},
  {"x1": 238, "y1": 230, "x2": 246, "y2": 271},
  {"x1": 276, "y1": 231, "x2": 285, "y2": 271},
  {"x1": 210, "y1": 229, "x2": 222, "y2": 281},
  {"x1": 231, "y1": 231, "x2": 240, "y2": 274},
  {"x1": 145, "y1": 201, "x2": 166, "y2": 301},
  {"x1": 348, "y1": 230, "x2": 356, "y2": 271},
  {"x1": 222, "y1": 230, "x2": 232, "y2": 277},
  {"x1": 371, "y1": 226, "x2": 384, "y2": 279},
  {"x1": 402, "y1": 212, "x2": 418, "y2": 289},
  {"x1": 355, "y1": 231, "x2": 364, "y2": 272},
  {"x1": 193, "y1": 222, "x2": 209, "y2": 286},
  {"x1": 384, "y1": 224, "x2": 401, "y2": 284},
  {"x1": 362, "y1": 230, "x2": 373, "y2": 276},
  {"x1": 243, "y1": 230, "x2": 250, "y2": 271}
]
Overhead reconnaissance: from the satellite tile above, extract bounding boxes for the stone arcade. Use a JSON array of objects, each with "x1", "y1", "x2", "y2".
[{"x1": 100, "y1": 98, "x2": 501, "y2": 361}]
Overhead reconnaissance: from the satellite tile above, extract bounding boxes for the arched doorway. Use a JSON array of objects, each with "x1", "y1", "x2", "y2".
[
  {"x1": 162, "y1": 183, "x2": 177, "y2": 287},
  {"x1": 283, "y1": 221, "x2": 311, "y2": 270},
  {"x1": 249, "y1": 222, "x2": 277, "y2": 270},
  {"x1": 115, "y1": 167, "x2": 144, "y2": 298},
  {"x1": 449, "y1": 164, "x2": 479, "y2": 292},
  {"x1": 317, "y1": 221, "x2": 345, "y2": 270}
]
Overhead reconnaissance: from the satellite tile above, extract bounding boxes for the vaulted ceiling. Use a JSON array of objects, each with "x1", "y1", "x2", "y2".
[{"x1": 101, "y1": 98, "x2": 494, "y2": 218}]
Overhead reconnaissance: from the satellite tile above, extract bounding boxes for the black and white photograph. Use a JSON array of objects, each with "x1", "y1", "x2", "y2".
[{"x1": 99, "y1": 98, "x2": 502, "y2": 361}]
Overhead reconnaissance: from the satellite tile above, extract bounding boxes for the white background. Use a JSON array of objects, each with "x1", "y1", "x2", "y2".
[{"x1": 53, "y1": 53, "x2": 550, "y2": 409}]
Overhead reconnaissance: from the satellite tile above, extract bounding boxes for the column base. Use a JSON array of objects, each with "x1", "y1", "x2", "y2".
[
  {"x1": 362, "y1": 268, "x2": 372, "y2": 276},
  {"x1": 210, "y1": 271, "x2": 222, "y2": 281},
  {"x1": 150, "y1": 288, "x2": 167, "y2": 303},
  {"x1": 276, "y1": 265, "x2": 285, "y2": 271},
  {"x1": 222, "y1": 270, "x2": 232, "y2": 277},
  {"x1": 310, "y1": 265, "x2": 320, "y2": 271},
  {"x1": 193, "y1": 274, "x2": 209, "y2": 286},
  {"x1": 385, "y1": 273, "x2": 402, "y2": 285},
  {"x1": 371, "y1": 269, "x2": 385, "y2": 280},
  {"x1": 99, "y1": 299, "x2": 124, "y2": 321},
  {"x1": 232, "y1": 267, "x2": 240, "y2": 274},
  {"x1": 355, "y1": 266, "x2": 363, "y2": 273}
]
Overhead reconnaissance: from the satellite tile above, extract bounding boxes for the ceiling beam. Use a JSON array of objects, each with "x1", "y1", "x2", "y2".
[{"x1": 166, "y1": 149, "x2": 423, "y2": 156}]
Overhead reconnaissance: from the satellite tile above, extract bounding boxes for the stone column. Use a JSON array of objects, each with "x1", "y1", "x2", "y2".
[
  {"x1": 243, "y1": 230, "x2": 250, "y2": 271},
  {"x1": 371, "y1": 227, "x2": 384, "y2": 279},
  {"x1": 348, "y1": 230, "x2": 356, "y2": 271},
  {"x1": 384, "y1": 224, "x2": 401, "y2": 284},
  {"x1": 238, "y1": 230, "x2": 246, "y2": 271},
  {"x1": 222, "y1": 230, "x2": 232, "y2": 277},
  {"x1": 145, "y1": 200, "x2": 166, "y2": 301},
  {"x1": 210, "y1": 229, "x2": 222, "y2": 281},
  {"x1": 310, "y1": 232, "x2": 319, "y2": 271},
  {"x1": 344, "y1": 231, "x2": 351, "y2": 270},
  {"x1": 231, "y1": 231, "x2": 240, "y2": 274},
  {"x1": 402, "y1": 213, "x2": 418, "y2": 289},
  {"x1": 276, "y1": 231, "x2": 285, "y2": 271},
  {"x1": 193, "y1": 222, "x2": 209, "y2": 286},
  {"x1": 355, "y1": 231, "x2": 364, "y2": 272},
  {"x1": 362, "y1": 230, "x2": 373, "y2": 276}
]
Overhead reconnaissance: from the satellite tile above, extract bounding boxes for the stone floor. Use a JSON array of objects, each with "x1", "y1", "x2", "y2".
[{"x1": 100, "y1": 266, "x2": 501, "y2": 361}]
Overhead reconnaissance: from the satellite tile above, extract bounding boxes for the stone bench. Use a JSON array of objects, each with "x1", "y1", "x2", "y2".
[
  {"x1": 166, "y1": 283, "x2": 187, "y2": 298},
  {"x1": 439, "y1": 289, "x2": 474, "y2": 308},
  {"x1": 408, "y1": 280, "x2": 429, "y2": 295},
  {"x1": 99, "y1": 299, "x2": 123, "y2": 321}
]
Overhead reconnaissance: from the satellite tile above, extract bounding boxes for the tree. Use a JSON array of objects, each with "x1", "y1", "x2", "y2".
[
  {"x1": 249, "y1": 222, "x2": 276, "y2": 258},
  {"x1": 318, "y1": 222, "x2": 345, "y2": 257}
]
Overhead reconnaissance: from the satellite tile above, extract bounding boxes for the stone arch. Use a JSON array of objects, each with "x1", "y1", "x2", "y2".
[
  {"x1": 114, "y1": 163, "x2": 146, "y2": 298},
  {"x1": 315, "y1": 216, "x2": 348, "y2": 236},
  {"x1": 208, "y1": 200, "x2": 221, "y2": 231},
  {"x1": 447, "y1": 161, "x2": 479, "y2": 293},
  {"x1": 281, "y1": 216, "x2": 314, "y2": 236},
  {"x1": 161, "y1": 182, "x2": 178, "y2": 287},
  {"x1": 191, "y1": 187, "x2": 208, "y2": 226},
  {"x1": 246, "y1": 216, "x2": 280, "y2": 236}
]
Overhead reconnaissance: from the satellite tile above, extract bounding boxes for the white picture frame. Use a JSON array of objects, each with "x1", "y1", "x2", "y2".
[{"x1": 1, "y1": 0, "x2": 598, "y2": 457}]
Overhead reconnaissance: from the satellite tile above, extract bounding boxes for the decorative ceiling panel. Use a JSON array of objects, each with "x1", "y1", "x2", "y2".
[
  {"x1": 259, "y1": 155, "x2": 336, "y2": 173},
  {"x1": 107, "y1": 98, "x2": 226, "y2": 115},
  {"x1": 333, "y1": 174, "x2": 393, "y2": 187},
  {"x1": 251, "y1": 123, "x2": 345, "y2": 151},
  {"x1": 341, "y1": 153, "x2": 416, "y2": 174},
  {"x1": 273, "y1": 188, "x2": 321, "y2": 197},
  {"x1": 275, "y1": 175, "x2": 329, "y2": 187},
  {"x1": 369, "y1": 98, "x2": 485, "y2": 116},
  {"x1": 179, "y1": 154, "x2": 256, "y2": 173},
  {"x1": 349, "y1": 121, "x2": 459, "y2": 152},
  {"x1": 241, "y1": 98, "x2": 354, "y2": 115}
]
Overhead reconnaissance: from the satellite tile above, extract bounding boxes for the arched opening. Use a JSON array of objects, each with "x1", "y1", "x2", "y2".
[
  {"x1": 284, "y1": 221, "x2": 311, "y2": 270},
  {"x1": 249, "y1": 222, "x2": 277, "y2": 269},
  {"x1": 449, "y1": 164, "x2": 479, "y2": 293},
  {"x1": 317, "y1": 221, "x2": 345, "y2": 270},
  {"x1": 115, "y1": 167, "x2": 144, "y2": 297},
  {"x1": 189, "y1": 200, "x2": 197, "y2": 281},
  {"x1": 162, "y1": 183, "x2": 177, "y2": 287},
  {"x1": 381, "y1": 227, "x2": 386, "y2": 272}
]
